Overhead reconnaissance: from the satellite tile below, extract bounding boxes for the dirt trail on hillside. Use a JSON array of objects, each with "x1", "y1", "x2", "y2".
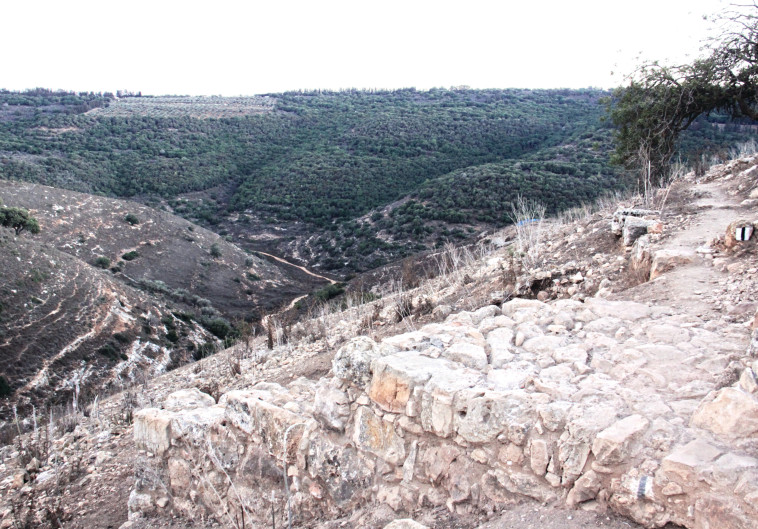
[
  {"x1": 257, "y1": 251, "x2": 336, "y2": 284},
  {"x1": 615, "y1": 178, "x2": 747, "y2": 318}
]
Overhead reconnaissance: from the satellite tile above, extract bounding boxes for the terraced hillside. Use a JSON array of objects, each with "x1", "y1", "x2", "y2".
[
  {"x1": 0, "y1": 180, "x2": 327, "y2": 420},
  {"x1": 0, "y1": 230, "x2": 217, "y2": 419},
  {"x1": 0, "y1": 180, "x2": 319, "y2": 320}
]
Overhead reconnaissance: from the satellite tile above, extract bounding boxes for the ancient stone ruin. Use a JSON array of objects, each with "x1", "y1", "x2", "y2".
[{"x1": 132, "y1": 297, "x2": 758, "y2": 529}]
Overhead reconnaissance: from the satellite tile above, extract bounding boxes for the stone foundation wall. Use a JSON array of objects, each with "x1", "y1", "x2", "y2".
[{"x1": 131, "y1": 298, "x2": 758, "y2": 529}]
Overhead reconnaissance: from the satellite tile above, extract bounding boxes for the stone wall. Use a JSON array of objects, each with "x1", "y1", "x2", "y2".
[{"x1": 131, "y1": 298, "x2": 758, "y2": 529}]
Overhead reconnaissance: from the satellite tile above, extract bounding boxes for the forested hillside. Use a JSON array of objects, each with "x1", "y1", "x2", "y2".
[{"x1": 0, "y1": 87, "x2": 750, "y2": 273}]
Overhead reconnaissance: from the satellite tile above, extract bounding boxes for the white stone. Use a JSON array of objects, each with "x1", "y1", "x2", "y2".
[
  {"x1": 443, "y1": 342, "x2": 488, "y2": 370},
  {"x1": 592, "y1": 414, "x2": 650, "y2": 465},
  {"x1": 164, "y1": 388, "x2": 215, "y2": 412}
]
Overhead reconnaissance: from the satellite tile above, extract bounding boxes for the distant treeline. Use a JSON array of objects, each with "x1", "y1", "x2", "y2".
[{"x1": 0, "y1": 87, "x2": 752, "y2": 271}]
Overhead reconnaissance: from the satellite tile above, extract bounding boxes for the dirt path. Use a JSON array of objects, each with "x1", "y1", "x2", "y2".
[
  {"x1": 618, "y1": 178, "x2": 749, "y2": 318},
  {"x1": 256, "y1": 251, "x2": 336, "y2": 284}
]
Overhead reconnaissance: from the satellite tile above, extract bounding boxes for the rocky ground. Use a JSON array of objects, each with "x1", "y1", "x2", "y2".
[{"x1": 0, "y1": 155, "x2": 756, "y2": 529}]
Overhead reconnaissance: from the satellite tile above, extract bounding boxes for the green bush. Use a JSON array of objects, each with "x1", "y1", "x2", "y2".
[
  {"x1": 93, "y1": 256, "x2": 111, "y2": 269},
  {"x1": 314, "y1": 283, "x2": 345, "y2": 302},
  {"x1": 193, "y1": 342, "x2": 216, "y2": 361},
  {"x1": 204, "y1": 317, "x2": 233, "y2": 339},
  {"x1": 113, "y1": 331, "x2": 131, "y2": 343},
  {"x1": 210, "y1": 243, "x2": 222, "y2": 258},
  {"x1": 97, "y1": 342, "x2": 120, "y2": 361},
  {"x1": 124, "y1": 213, "x2": 140, "y2": 225},
  {"x1": 0, "y1": 376, "x2": 12, "y2": 398},
  {"x1": 122, "y1": 250, "x2": 139, "y2": 261}
]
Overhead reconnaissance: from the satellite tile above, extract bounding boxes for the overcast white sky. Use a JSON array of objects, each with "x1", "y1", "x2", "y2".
[{"x1": 2, "y1": 0, "x2": 727, "y2": 96}]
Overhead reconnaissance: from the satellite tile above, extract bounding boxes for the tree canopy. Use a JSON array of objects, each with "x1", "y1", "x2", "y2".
[
  {"x1": 0, "y1": 206, "x2": 40, "y2": 236},
  {"x1": 608, "y1": 3, "x2": 758, "y2": 188}
]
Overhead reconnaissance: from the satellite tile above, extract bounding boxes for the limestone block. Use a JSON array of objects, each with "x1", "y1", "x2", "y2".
[
  {"x1": 443, "y1": 342, "x2": 488, "y2": 370},
  {"x1": 559, "y1": 440, "x2": 591, "y2": 485},
  {"x1": 167, "y1": 405, "x2": 225, "y2": 445},
  {"x1": 501, "y1": 298, "x2": 549, "y2": 317},
  {"x1": 739, "y1": 368, "x2": 758, "y2": 393},
  {"x1": 584, "y1": 298, "x2": 651, "y2": 321},
  {"x1": 693, "y1": 494, "x2": 757, "y2": 529},
  {"x1": 691, "y1": 387, "x2": 758, "y2": 439},
  {"x1": 470, "y1": 305, "x2": 502, "y2": 325},
  {"x1": 487, "y1": 364, "x2": 535, "y2": 391},
  {"x1": 537, "y1": 401, "x2": 572, "y2": 432},
  {"x1": 644, "y1": 324, "x2": 691, "y2": 345},
  {"x1": 650, "y1": 249, "x2": 696, "y2": 280},
  {"x1": 422, "y1": 445, "x2": 461, "y2": 484},
  {"x1": 383, "y1": 331, "x2": 427, "y2": 350},
  {"x1": 631, "y1": 235, "x2": 652, "y2": 272},
  {"x1": 592, "y1": 414, "x2": 649, "y2": 465},
  {"x1": 168, "y1": 458, "x2": 192, "y2": 493},
  {"x1": 353, "y1": 406, "x2": 406, "y2": 465},
  {"x1": 486, "y1": 468, "x2": 557, "y2": 503},
  {"x1": 583, "y1": 317, "x2": 623, "y2": 334},
  {"x1": 384, "y1": 520, "x2": 429, "y2": 529},
  {"x1": 622, "y1": 217, "x2": 652, "y2": 247},
  {"x1": 134, "y1": 408, "x2": 173, "y2": 456},
  {"x1": 420, "y1": 390, "x2": 455, "y2": 437},
  {"x1": 313, "y1": 378, "x2": 350, "y2": 432},
  {"x1": 128, "y1": 489, "x2": 156, "y2": 517},
  {"x1": 661, "y1": 438, "x2": 722, "y2": 484},
  {"x1": 487, "y1": 327, "x2": 515, "y2": 362},
  {"x1": 455, "y1": 390, "x2": 533, "y2": 444},
  {"x1": 530, "y1": 439, "x2": 550, "y2": 475},
  {"x1": 490, "y1": 348, "x2": 515, "y2": 369},
  {"x1": 479, "y1": 315, "x2": 516, "y2": 334},
  {"x1": 402, "y1": 440, "x2": 418, "y2": 483},
  {"x1": 552, "y1": 345, "x2": 588, "y2": 365},
  {"x1": 163, "y1": 388, "x2": 215, "y2": 412},
  {"x1": 224, "y1": 390, "x2": 305, "y2": 458},
  {"x1": 333, "y1": 336, "x2": 397, "y2": 388},
  {"x1": 305, "y1": 433, "x2": 372, "y2": 508},
  {"x1": 566, "y1": 470, "x2": 601, "y2": 505},
  {"x1": 369, "y1": 352, "x2": 436, "y2": 413},
  {"x1": 521, "y1": 335, "x2": 568, "y2": 355}
]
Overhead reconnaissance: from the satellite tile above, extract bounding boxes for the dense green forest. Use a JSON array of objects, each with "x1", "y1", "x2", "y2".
[{"x1": 0, "y1": 87, "x2": 752, "y2": 272}]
